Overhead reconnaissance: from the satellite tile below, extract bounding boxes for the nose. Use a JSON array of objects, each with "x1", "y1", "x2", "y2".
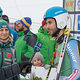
[{"x1": 3, "y1": 30, "x2": 6, "y2": 33}]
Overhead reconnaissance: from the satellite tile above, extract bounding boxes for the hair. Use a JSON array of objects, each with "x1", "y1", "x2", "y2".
[
  {"x1": 2, "y1": 15, "x2": 9, "y2": 23},
  {"x1": 8, "y1": 31, "x2": 13, "y2": 43}
]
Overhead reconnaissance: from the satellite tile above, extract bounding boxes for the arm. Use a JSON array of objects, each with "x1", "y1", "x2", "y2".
[
  {"x1": 0, "y1": 61, "x2": 32, "y2": 80},
  {"x1": 21, "y1": 46, "x2": 34, "y2": 61},
  {"x1": 21, "y1": 34, "x2": 37, "y2": 61},
  {"x1": 0, "y1": 63, "x2": 20, "y2": 80}
]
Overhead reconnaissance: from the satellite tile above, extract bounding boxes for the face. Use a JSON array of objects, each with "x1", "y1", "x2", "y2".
[
  {"x1": 15, "y1": 22, "x2": 23, "y2": 31},
  {"x1": 46, "y1": 18, "x2": 57, "y2": 36},
  {"x1": 0, "y1": 28, "x2": 9, "y2": 40},
  {"x1": 42, "y1": 24, "x2": 47, "y2": 30},
  {"x1": 33, "y1": 58, "x2": 42, "y2": 67}
]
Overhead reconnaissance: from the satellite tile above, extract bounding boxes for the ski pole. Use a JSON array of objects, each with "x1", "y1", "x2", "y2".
[{"x1": 46, "y1": 51, "x2": 56, "y2": 80}]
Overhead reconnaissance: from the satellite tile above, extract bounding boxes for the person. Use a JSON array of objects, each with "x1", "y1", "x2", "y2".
[
  {"x1": 15, "y1": 17, "x2": 37, "y2": 62},
  {"x1": 31, "y1": 52, "x2": 50, "y2": 80},
  {"x1": 30, "y1": 52, "x2": 44, "y2": 80},
  {"x1": 14, "y1": 20, "x2": 20, "y2": 33},
  {"x1": 0, "y1": 7, "x2": 2, "y2": 17},
  {"x1": 43, "y1": 6, "x2": 80, "y2": 80},
  {"x1": 38, "y1": 20, "x2": 47, "y2": 33},
  {"x1": 0, "y1": 8, "x2": 3, "y2": 21},
  {"x1": 0, "y1": 61, "x2": 32, "y2": 80},
  {"x1": 0, "y1": 19, "x2": 20, "y2": 80},
  {"x1": 32, "y1": 52, "x2": 44, "y2": 67},
  {"x1": 1, "y1": 15, "x2": 18, "y2": 46},
  {"x1": 36, "y1": 20, "x2": 56, "y2": 64}
]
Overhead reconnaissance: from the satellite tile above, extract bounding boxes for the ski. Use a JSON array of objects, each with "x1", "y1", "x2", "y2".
[{"x1": 56, "y1": 29, "x2": 71, "y2": 80}]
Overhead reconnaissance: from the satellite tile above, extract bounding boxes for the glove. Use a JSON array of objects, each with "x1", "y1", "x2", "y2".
[
  {"x1": 21, "y1": 54, "x2": 30, "y2": 61},
  {"x1": 18, "y1": 61, "x2": 32, "y2": 75}
]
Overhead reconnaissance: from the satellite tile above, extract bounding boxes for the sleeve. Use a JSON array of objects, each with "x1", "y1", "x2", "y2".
[
  {"x1": 21, "y1": 45, "x2": 34, "y2": 61},
  {"x1": 0, "y1": 68, "x2": 5, "y2": 80},
  {"x1": 22, "y1": 34, "x2": 37, "y2": 61},
  {"x1": 2, "y1": 63, "x2": 21, "y2": 79}
]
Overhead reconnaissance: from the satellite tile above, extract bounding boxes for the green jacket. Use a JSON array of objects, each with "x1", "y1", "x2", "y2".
[
  {"x1": 36, "y1": 27, "x2": 56, "y2": 64},
  {"x1": 38, "y1": 26, "x2": 44, "y2": 33},
  {"x1": 0, "y1": 41, "x2": 19, "y2": 80},
  {"x1": 15, "y1": 30, "x2": 37, "y2": 62}
]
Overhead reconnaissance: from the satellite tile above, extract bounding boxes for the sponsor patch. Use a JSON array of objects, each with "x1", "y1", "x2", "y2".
[
  {"x1": 5, "y1": 58, "x2": 12, "y2": 61},
  {"x1": 2, "y1": 25, "x2": 7, "y2": 28},
  {"x1": 6, "y1": 52, "x2": 11, "y2": 58},
  {"x1": 50, "y1": 38, "x2": 56, "y2": 40},
  {"x1": 5, "y1": 62, "x2": 11, "y2": 64},
  {"x1": 42, "y1": 37, "x2": 45, "y2": 39}
]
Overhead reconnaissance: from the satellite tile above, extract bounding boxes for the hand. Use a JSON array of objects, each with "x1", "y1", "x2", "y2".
[{"x1": 18, "y1": 61, "x2": 32, "y2": 73}]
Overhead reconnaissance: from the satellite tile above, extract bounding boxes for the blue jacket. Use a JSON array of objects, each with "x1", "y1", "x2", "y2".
[{"x1": 10, "y1": 29, "x2": 18, "y2": 46}]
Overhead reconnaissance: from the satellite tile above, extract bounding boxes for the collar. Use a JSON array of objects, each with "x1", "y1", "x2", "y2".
[
  {"x1": 0, "y1": 41, "x2": 11, "y2": 48},
  {"x1": 0, "y1": 38, "x2": 9, "y2": 43},
  {"x1": 24, "y1": 29, "x2": 30, "y2": 34}
]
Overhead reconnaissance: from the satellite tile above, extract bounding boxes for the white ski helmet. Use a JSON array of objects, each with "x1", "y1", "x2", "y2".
[{"x1": 43, "y1": 6, "x2": 71, "y2": 29}]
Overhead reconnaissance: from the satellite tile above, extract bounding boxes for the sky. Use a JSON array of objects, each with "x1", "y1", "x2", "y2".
[{"x1": 0, "y1": 0, "x2": 63, "y2": 33}]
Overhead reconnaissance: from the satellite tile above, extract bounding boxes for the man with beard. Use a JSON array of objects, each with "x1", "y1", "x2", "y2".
[
  {"x1": 44, "y1": 6, "x2": 80, "y2": 80},
  {"x1": 15, "y1": 17, "x2": 37, "y2": 63}
]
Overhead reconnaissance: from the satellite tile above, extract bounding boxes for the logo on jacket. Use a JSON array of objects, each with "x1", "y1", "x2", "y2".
[
  {"x1": 50, "y1": 38, "x2": 55, "y2": 40},
  {"x1": 6, "y1": 52, "x2": 11, "y2": 58},
  {"x1": 42, "y1": 37, "x2": 45, "y2": 39}
]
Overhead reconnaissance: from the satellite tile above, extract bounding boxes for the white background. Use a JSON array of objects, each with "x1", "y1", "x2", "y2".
[{"x1": 0, "y1": 0, "x2": 63, "y2": 33}]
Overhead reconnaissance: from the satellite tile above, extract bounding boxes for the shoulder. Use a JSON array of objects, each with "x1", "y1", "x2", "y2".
[
  {"x1": 24, "y1": 32, "x2": 37, "y2": 48},
  {"x1": 24, "y1": 32, "x2": 37, "y2": 41},
  {"x1": 10, "y1": 28, "x2": 18, "y2": 35}
]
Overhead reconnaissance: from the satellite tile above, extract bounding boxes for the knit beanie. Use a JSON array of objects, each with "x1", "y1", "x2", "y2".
[
  {"x1": 42, "y1": 20, "x2": 47, "y2": 27},
  {"x1": 0, "y1": 7, "x2": 3, "y2": 16},
  {"x1": 15, "y1": 20, "x2": 20, "y2": 25},
  {"x1": 20, "y1": 17, "x2": 32, "y2": 29},
  {"x1": 2, "y1": 15, "x2": 9, "y2": 23},
  {"x1": 0, "y1": 20, "x2": 10, "y2": 30},
  {"x1": 32, "y1": 52, "x2": 44, "y2": 63}
]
